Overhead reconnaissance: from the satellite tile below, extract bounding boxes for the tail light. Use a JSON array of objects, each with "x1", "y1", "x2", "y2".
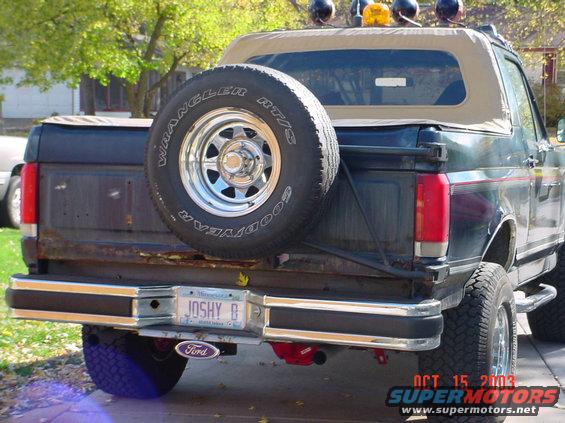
[
  {"x1": 414, "y1": 173, "x2": 450, "y2": 257},
  {"x1": 20, "y1": 163, "x2": 38, "y2": 237}
]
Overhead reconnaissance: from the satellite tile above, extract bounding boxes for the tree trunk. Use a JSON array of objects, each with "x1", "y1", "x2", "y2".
[
  {"x1": 124, "y1": 83, "x2": 144, "y2": 118},
  {"x1": 160, "y1": 83, "x2": 169, "y2": 107},
  {"x1": 80, "y1": 75, "x2": 96, "y2": 115},
  {"x1": 143, "y1": 90, "x2": 156, "y2": 118}
]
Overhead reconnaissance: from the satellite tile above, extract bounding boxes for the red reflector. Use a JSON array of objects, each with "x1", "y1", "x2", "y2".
[
  {"x1": 415, "y1": 174, "x2": 450, "y2": 243},
  {"x1": 21, "y1": 163, "x2": 38, "y2": 224}
]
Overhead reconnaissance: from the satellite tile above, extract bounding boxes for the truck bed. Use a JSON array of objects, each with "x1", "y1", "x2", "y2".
[{"x1": 27, "y1": 121, "x2": 426, "y2": 298}]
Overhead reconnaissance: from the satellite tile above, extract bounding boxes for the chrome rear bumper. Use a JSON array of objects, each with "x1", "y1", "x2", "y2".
[{"x1": 7, "y1": 275, "x2": 443, "y2": 351}]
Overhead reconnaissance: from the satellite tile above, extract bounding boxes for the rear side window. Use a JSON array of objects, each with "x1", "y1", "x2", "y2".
[
  {"x1": 504, "y1": 60, "x2": 537, "y2": 143},
  {"x1": 247, "y1": 49, "x2": 466, "y2": 106}
]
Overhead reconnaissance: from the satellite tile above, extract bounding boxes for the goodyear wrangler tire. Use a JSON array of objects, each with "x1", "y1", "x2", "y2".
[
  {"x1": 418, "y1": 263, "x2": 517, "y2": 423},
  {"x1": 145, "y1": 64, "x2": 339, "y2": 259}
]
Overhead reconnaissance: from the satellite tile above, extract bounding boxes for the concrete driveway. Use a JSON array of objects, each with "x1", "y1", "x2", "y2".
[{"x1": 9, "y1": 315, "x2": 565, "y2": 423}]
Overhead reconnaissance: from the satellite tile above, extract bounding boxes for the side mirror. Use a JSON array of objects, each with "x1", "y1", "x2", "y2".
[{"x1": 558, "y1": 118, "x2": 565, "y2": 143}]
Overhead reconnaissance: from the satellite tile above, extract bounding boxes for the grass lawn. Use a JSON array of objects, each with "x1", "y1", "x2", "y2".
[
  {"x1": 0, "y1": 228, "x2": 92, "y2": 416},
  {"x1": 0, "y1": 228, "x2": 82, "y2": 371}
]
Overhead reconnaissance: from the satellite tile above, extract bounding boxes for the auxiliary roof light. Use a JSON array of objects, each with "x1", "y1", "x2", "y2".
[
  {"x1": 391, "y1": 0, "x2": 420, "y2": 26},
  {"x1": 350, "y1": 0, "x2": 374, "y2": 18},
  {"x1": 308, "y1": 0, "x2": 336, "y2": 25},
  {"x1": 350, "y1": 0, "x2": 374, "y2": 26},
  {"x1": 362, "y1": 3, "x2": 392, "y2": 27},
  {"x1": 435, "y1": 0, "x2": 465, "y2": 24}
]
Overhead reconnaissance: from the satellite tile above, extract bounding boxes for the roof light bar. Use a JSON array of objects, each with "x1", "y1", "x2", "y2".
[
  {"x1": 435, "y1": 0, "x2": 465, "y2": 25},
  {"x1": 308, "y1": 0, "x2": 336, "y2": 25},
  {"x1": 392, "y1": 0, "x2": 421, "y2": 27}
]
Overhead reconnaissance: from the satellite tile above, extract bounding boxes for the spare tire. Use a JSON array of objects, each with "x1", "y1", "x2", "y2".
[{"x1": 145, "y1": 64, "x2": 339, "y2": 259}]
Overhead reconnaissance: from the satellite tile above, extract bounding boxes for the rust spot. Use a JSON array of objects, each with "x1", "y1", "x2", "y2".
[{"x1": 38, "y1": 236, "x2": 260, "y2": 269}]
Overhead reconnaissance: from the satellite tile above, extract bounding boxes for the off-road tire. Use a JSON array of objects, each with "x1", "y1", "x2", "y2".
[
  {"x1": 527, "y1": 249, "x2": 565, "y2": 342},
  {"x1": 0, "y1": 176, "x2": 21, "y2": 228},
  {"x1": 145, "y1": 64, "x2": 339, "y2": 259},
  {"x1": 418, "y1": 263, "x2": 517, "y2": 423},
  {"x1": 82, "y1": 325, "x2": 187, "y2": 399}
]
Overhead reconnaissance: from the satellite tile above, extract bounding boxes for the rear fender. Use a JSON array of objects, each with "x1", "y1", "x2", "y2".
[{"x1": 482, "y1": 212, "x2": 517, "y2": 271}]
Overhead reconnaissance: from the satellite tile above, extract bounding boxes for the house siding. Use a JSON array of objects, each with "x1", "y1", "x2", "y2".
[{"x1": 0, "y1": 70, "x2": 80, "y2": 119}]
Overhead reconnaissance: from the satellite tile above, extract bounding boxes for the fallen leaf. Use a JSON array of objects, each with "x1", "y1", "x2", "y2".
[{"x1": 236, "y1": 272, "x2": 249, "y2": 287}]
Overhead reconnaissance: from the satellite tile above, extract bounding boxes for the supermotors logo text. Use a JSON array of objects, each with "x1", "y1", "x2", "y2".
[{"x1": 386, "y1": 386, "x2": 559, "y2": 416}]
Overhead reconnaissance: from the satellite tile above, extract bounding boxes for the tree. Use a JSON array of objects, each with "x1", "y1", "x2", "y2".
[
  {"x1": 401, "y1": 0, "x2": 563, "y2": 54},
  {"x1": 1, "y1": 0, "x2": 561, "y2": 118},
  {"x1": 0, "y1": 0, "x2": 306, "y2": 117}
]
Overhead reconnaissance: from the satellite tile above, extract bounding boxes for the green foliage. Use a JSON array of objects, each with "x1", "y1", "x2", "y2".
[
  {"x1": 533, "y1": 83, "x2": 565, "y2": 128},
  {"x1": 447, "y1": 1, "x2": 563, "y2": 60},
  {"x1": 0, "y1": 228, "x2": 81, "y2": 371},
  {"x1": 0, "y1": 0, "x2": 561, "y2": 117},
  {"x1": 0, "y1": 0, "x2": 304, "y2": 116}
]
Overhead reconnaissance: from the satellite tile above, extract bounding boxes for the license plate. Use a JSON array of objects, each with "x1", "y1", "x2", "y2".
[{"x1": 176, "y1": 287, "x2": 246, "y2": 330}]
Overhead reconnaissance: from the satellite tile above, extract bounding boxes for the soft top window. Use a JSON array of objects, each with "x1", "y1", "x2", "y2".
[{"x1": 247, "y1": 49, "x2": 466, "y2": 107}]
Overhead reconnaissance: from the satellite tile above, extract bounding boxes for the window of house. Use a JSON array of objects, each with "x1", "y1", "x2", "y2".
[
  {"x1": 92, "y1": 76, "x2": 129, "y2": 111},
  {"x1": 82, "y1": 71, "x2": 187, "y2": 112}
]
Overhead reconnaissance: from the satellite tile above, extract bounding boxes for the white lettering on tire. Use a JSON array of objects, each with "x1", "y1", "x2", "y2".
[
  {"x1": 177, "y1": 186, "x2": 292, "y2": 238},
  {"x1": 158, "y1": 86, "x2": 247, "y2": 167},
  {"x1": 256, "y1": 97, "x2": 296, "y2": 144}
]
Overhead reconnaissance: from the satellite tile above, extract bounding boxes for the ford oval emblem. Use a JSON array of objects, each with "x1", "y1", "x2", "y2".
[{"x1": 175, "y1": 340, "x2": 220, "y2": 360}]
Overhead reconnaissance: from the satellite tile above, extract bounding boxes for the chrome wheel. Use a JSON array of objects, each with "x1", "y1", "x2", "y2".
[
  {"x1": 9, "y1": 185, "x2": 21, "y2": 226},
  {"x1": 179, "y1": 108, "x2": 281, "y2": 217},
  {"x1": 491, "y1": 304, "x2": 511, "y2": 377}
]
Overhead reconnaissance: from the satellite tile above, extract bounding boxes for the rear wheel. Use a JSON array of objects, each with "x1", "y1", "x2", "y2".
[
  {"x1": 527, "y1": 249, "x2": 565, "y2": 342},
  {"x1": 418, "y1": 263, "x2": 517, "y2": 422},
  {"x1": 82, "y1": 325, "x2": 187, "y2": 399}
]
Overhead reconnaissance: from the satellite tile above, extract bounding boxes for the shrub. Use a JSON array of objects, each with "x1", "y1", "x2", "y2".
[{"x1": 532, "y1": 83, "x2": 565, "y2": 128}]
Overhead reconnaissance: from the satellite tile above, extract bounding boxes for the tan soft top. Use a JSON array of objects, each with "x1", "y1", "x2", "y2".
[{"x1": 220, "y1": 27, "x2": 511, "y2": 135}]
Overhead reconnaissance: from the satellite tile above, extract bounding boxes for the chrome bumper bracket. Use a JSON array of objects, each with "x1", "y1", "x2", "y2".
[{"x1": 516, "y1": 283, "x2": 557, "y2": 313}]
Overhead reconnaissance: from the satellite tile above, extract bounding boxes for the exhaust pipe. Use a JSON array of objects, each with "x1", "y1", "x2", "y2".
[
  {"x1": 270, "y1": 342, "x2": 345, "y2": 365},
  {"x1": 312, "y1": 346, "x2": 344, "y2": 365}
]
